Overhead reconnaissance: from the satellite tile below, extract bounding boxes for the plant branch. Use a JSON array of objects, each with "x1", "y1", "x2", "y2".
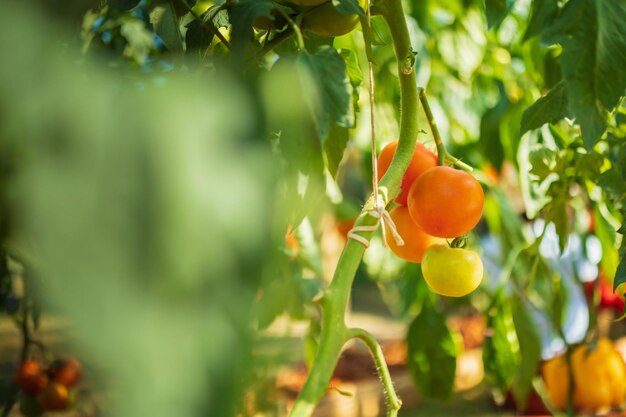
[
  {"x1": 288, "y1": 1, "x2": 420, "y2": 416},
  {"x1": 348, "y1": 328, "x2": 402, "y2": 416},
  {"x1": 176, "y1": 0, "x2": 231, "y2": 50},
  {"x1": 417, "y1": 88, "x2": 473, "y2": 172}
]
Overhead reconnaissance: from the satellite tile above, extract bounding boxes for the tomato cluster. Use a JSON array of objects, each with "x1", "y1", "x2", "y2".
[
  {"x1": 14, "y1": 357, "x2": 82, "y2": 415},
  {"x1": 377, "y1": 140, "x2": 484, "y2": 297}
]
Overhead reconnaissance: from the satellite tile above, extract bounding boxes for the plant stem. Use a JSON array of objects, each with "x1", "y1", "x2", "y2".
[
  {"x1": 288, "y1": 1, "x2": 420, "y2": 416},
  {"x1": 417, "y1": 88, "x2": 473, "y2": 172},
  {"x1": 276, "y1": 9, "x2": 304, "y2": 50},
  {"x1": 348, "y1": 328, "x2": 402, "y2": 416}
]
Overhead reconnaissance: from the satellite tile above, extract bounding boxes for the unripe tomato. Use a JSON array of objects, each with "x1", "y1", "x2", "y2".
[
  {"x1": 302, "y1": 0, "x2": 366, "y2": 37},
  {"x1": 377, "y1": 140, "x2": 438, "y2": 206},
  {"x1": 37, "y1": 383, "x2": 70, "y2": 411},
  {"x1": 289, "y1": 0, "x2": 327, "y2": 5},
  {"x1": 407, "y1": 166, "x2": 484, "y2": 238},
  {"x1": 384, "y1": 206, "x2": 441, "y2": 263},
  {"x1": 421, "y1": 244, "x2": 483, "y2": 297},
  {"x1": 50, "y1": 357, "x2": 82, "y2": 387},
  {"x1": 543, "y1": 338, "x2": 626, "y2": 410},
  {"x1": 15, "y1": 361, "x2": 48, "y2": 395}
]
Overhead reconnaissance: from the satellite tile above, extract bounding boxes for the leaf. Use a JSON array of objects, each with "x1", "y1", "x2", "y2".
[
  {"x1": 484, "y1": 0, "x2": 513, "y2": 29},
  {"x1": 614, "y1": 244, "x2": 626, "y2": 293},
  {"x1": 539, "y1": 0, "x2": 626, "y2": 148},
  {"x1": 546, "y1": 196, "x2": 570, "y2": 252},
  {"x1": 108, "y1": 0, "x2": 142, "y2": 11},
  {"x1": 511, "y1": 296, "x2": 542, "y2": 411},
  {"x1": 483, "y1": 296, "x2": 518, "y2": 393},
  {"x1": 120, "y1": 19, "x2": 155, "y2": 65},
  {"x1": 332, "y1": 0, "x2": 365, "y2": 16},
  {"x1": 185, "y1": 19, "x2": 214, "y2": 51},
  {"x1": 323, "y1": 123, "x2": 350, "y2": 178},
  {"x1": 406, "y1": 297, "x2": 457, "y2": 399},
  {"x1": 523, "y1": 0, "x2": 559, "y2": 41},
  {"x1": 521, "y1": 81, "x2": 570, "y2": 136},
  {"x1": 528, "y1": 147, "x2": 557, "y2": 181},
  {"x1": 298, "y1": 47, "x2": 354, "y2": 140},
  {"x1": 150, "y1": 3, "x2": 184, "y2": 53}
]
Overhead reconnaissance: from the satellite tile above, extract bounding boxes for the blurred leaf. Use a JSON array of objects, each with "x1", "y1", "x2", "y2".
[
  {"x1": 298, "y1": 46, "x2": 354, "y2": 139},
  {"x1": 323, "y1": 123, "x2": 350, "y2": 178},
  {"x1": 528, "y1": 147, "x2": 557, "y2": 181},
  {"x1": 185, "y1": 19, "x2": 214, "y2": 51},
  {"x1": 109, "y1": 0, "x2": 142, "y2": 11},
  {"x1": 511, "y1": 296, "x2": 542, "y2": 411},
  {"x1": 614, "y1": 245, "x2": 626, "y2": 293},
  {"x1": 546, "y1": 196, "x2": 570, "y2": 252},
  {"x1": 407, "y1": 297, "x2": 457, "y2": 399},
  {"x1": 484, "y1": 0, "x2": 513, "y2": 29},
  {"x1": 521, "y1": 81, "x2": 570, "y2": 136},
  {"x1": 483, "y1": 295, "x2": 518, "y2": 393},
  {"x1": 594, "y1": 204, "x2": 619, "y2": 279},
  {"x1": 120, "y1": 18, "x2": 155, "y2": 64},
  {"x1": 523, "y1": 0, "x2": 559, "y2": 41},
  {"x1": 595, "y1": 1, "x2": 626, "y2": 112},
  {"x1": 150, "y1": 3, "x2": 184, "y2": 52},
  {"x1": 332, "y1": 0, "x2": 365, "y2": 16}
]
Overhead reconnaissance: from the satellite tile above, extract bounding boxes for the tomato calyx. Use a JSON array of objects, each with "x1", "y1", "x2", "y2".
[{"x1": 449, "y1": 236, "x2": 468, "y2": 249}]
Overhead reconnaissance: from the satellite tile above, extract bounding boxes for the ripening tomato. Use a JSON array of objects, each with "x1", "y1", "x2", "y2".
[
  {"x1": 15, "y1": 361, "x2": 48, "y2": 395},
  {"x1": 301, "y1": 0, "x2": 366, "y2": 37},
  {"x1": 421, "y1": 244, "x2": 483, "y2": 297},
  {"x1": 37, "y1": 383, "x2": 70, "y2": 411},
  {"x1": 384, "y1": 206, "x2": 441, "y2": 263},
  {"x1": 50, "y1": 357, "x2": 82, "y2": 387},
  {"x1": 407, "y1": 166, "x2": 484, "y2": 238},
  {"x1": 377, "y1": 140, "x2": 438, "y2": 205}
]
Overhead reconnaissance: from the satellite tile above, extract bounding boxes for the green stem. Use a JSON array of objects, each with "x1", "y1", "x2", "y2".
[
  {"x1": 288, "y1": 1, "x2": 419, "y2": 416},
  {"x1": 417, "y1": 88, "x2": 473, "y2": 172},
  {"x1": 348, "y1": 328, "x2": 402, "y2": 416},
  {"x1": 276, "y1": 9, "x2": 304, "y2": 50}
]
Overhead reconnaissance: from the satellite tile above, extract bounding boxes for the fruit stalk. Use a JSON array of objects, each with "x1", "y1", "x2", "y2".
[{"x1": 288, "y1": 1, "x2": 420, "y2": 416}]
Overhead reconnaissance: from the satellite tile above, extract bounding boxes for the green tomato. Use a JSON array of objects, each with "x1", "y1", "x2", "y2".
[
  {"x1": 302, "y1": 0, "x2": 367, "y2": 37},
  {"x1": 421, "y1": 244, "x2": 483, "y2": 297}
]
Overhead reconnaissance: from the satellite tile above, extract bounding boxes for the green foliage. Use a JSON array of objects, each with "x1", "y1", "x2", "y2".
[
  {"x1": 511, "y1": 295, "x2": 542, "y2": 410},
  {"x1": 407, "y1": 297, "x2": 458, "y2": 400},
  {"x1": 483, "y1": 294, "x2": 518, "y2": 394}
]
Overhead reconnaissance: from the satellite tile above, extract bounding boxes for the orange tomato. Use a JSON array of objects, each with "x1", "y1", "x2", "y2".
[
  {"x1": 14, "y1": 361, "x2": 48, "y2": 395},
  {"x1": 377, "y1": 140, "x2": 437, "y2": 206},
  {"x1": 50, "y1": 357, "x2": 82, "y2": 387},
  {"x1": 407, "y1": 166, "x2": 484, "y2": 238},
  {"x1": 384, "y1": 206, "x2": 440, "y2": 263}
]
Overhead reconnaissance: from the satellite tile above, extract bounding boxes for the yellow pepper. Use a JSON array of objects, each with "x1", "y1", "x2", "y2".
[{"x1": 542, "y1": 338, "x2": 626, "y2": 410}]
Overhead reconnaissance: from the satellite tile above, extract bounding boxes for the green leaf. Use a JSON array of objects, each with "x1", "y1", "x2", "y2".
[
  {"x1": 332, "y1": 0, "x2": 365, "y2": 16},
  {"x1": 185, "y1": 19, "x2": 214, "y2": 51},
  {"x1": 483, "y1": 296, "x2": 518, "y2": 393},
  {"x1": 109, "y1": 0, "x2": 142, "y2": 11},
  {"x1": 596, "y1": 1, "x2": 626, "y2": 112},
  {"x1": 511, "y1": 296, "x2": 542, "y2": 411},
  {"x1": 323, "y1": 123, "x2": 350, "y2": 178},
  {"x1": 120, "y1": 18, "x2": 156, "y2": 65},
  {"x1": 528, "y1": 147, "x2": 557, "y2": 181},
  {"x1": 521, "y1": 81, "x2": 570, "y2": 136},
  {"x1": 614, "y1": 244, "x2": 626, "y2": 293},
  {"x1": 484, "y1": 0, "x2": 513, "y2": 29},
  {"x1": 406, "y1": 297, "x2": 457, "y2": 399},
  {"x1": 150, "y1": 3, "x2": 184, "y2": 53},
  {"x1": 546, "y1": 196, "x2": 570, "y2": 252},
  {"x1": 539, "y1": 0, "x2": 626, "y2": 148},
  {"x1": 523, "y1": 0, "x2": 559, "y2": 41},
  {"x1": 298, "y1": 47, "x2": 354, "y2": 140}
]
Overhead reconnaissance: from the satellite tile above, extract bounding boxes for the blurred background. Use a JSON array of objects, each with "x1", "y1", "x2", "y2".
[{"x1": 1, "y1": 0, "x2": 625, "y2": 417}]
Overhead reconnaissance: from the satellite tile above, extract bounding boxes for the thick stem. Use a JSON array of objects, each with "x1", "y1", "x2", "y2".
[
  {"x1": 288, "y1": 1, "x2": 419, "y2": 416},
  {"x1": 348, "y1": 328, "x2": 402, "y2": 416}
]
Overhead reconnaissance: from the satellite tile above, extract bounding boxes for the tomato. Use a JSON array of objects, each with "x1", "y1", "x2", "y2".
[
  {"x1": 50, "y1": 357, "x2": 82, "y2": 387},
  {"x1": 385, "y1": 206, "x2": 441, "y2": 263},
  {"x1": 377, "y1": 140, "x2": 438, "y2": 206},
  {"x1": 543, "y1": 338, "x2": 626, "y2": 410},
  {"x1": 15, "y1": 361, "x2": 48, "y2": 395},
  {"x1": 289, "y1": 0, "x2": 328, "y2": 5},
  {"x1": 584, "y1": 274, "x2": 625, "y2": 314},
  {"x1": 302, "y1": 0, "x2": 366, "y2": 37},
  {"x1": 37, "y1": 382, "x2": 70, "y2": 411},
  {"x1": 420, "y1": 244, "x2": 483, "y2": 297},
  {"x1": 407, "y1": 166, "x2": 484, "y2": 238}
]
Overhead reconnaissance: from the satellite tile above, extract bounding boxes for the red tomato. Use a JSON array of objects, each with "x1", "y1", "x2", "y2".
[
  {"x1": 407, "y1": 166, "x2": 484, "y2": 238},
  {"x1": 377, "y1": 140, "x2": 437, "y2": 206},
  {"x1": 37, "y1": 382, "x2": 70, "y2": 411},
  {"x1": 14, "y1": 360, "x2": 48, "y2": 395},
  {"x1": 384, "y1": 206, "x2": 442, "y2": 263}
]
